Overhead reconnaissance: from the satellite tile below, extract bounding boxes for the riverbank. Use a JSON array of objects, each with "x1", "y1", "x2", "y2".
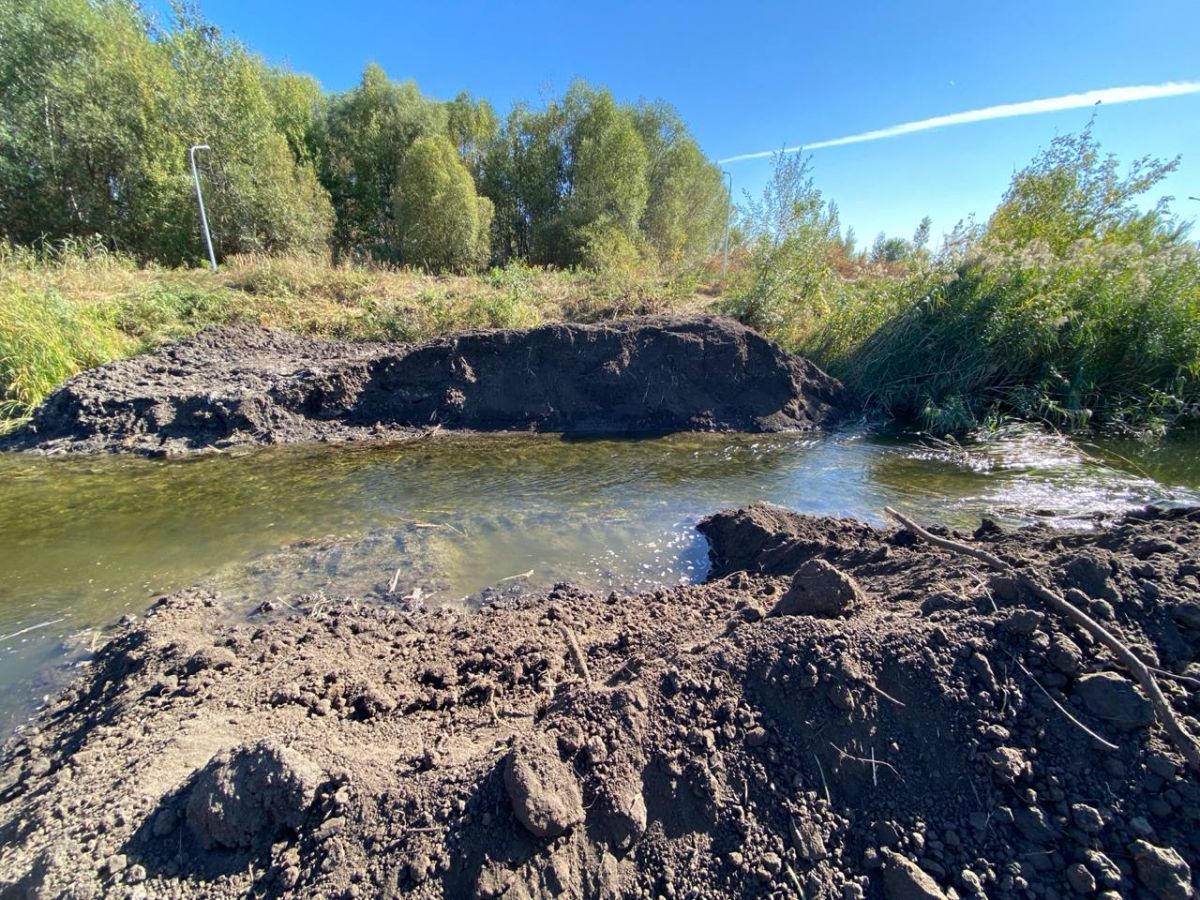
[
  {"x1": 2, "y1": 502, "x2": 1198, "y2": 898},
  {"x1": 1, "y1": 317, "x2": 846, "y2": 456}
]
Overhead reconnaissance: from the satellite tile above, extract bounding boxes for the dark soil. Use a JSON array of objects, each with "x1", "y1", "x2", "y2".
[
  {"x1": 0, "y1": 316, "x2": 847, "y2": 456},
  {"x1": 3, "y1": 503, "x2": 1199, "y2": 899}
]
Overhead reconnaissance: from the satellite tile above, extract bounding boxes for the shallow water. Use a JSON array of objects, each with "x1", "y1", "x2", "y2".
[{"x1": 1, "y1": 425, "x2": 1198, "y2": 735}]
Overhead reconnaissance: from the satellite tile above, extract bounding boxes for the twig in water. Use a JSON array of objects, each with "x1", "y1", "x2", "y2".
[
  {"x1": 1013, "y1": 657, "x2": 1119, "y2": 751},
  {"x1": 497, "y1": 569, "x2": 534, "y2": 583},
  {"x1": 387, "y1": 568, "x2": 402, "y2": 594},
  {"x1": 0, "y1": 617, "x2": 66, "y2": 642},
  {"x1": 885, "y1": 506, "x2": 1200, "y2": 772}
]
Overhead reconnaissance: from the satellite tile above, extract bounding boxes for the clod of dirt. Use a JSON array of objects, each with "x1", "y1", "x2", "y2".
[
  {"x1": 879, "y1": 849, "x2": 949, "y2": 899},
  {"x1": 503, "y1": 735, "x2": 585, "y2": 839},
  {"x1": 771, "y1": 558, "x2": 865, "y2": 617},
  {"x1": 1073, "y1": 671, "x2": 1155, "y2": 731},
  {"x1": 1131, "y1": 839, "x2": 1195, "y2": 900},
  {"x1": 184, "y1": 741, "x2": 325, "y2": 851},
  {"x1": 2, "y1": 317, "x2": 847, "y2": 456}
]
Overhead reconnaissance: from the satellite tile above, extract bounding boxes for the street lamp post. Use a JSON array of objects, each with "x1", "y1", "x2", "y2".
[
  {"x1": 188, "y1": 144, "x2": 217, "y2": 272},
  {"x1": 721, "y1": 170, "x2": 733, "y2": 279}
]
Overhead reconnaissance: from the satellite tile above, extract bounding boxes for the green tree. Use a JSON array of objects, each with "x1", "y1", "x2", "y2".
[
  {"x1": 633, "y1": 101, "x2": 727, "y2": 268},
  {"x1": 987, "y1": 123, "x2": 1182, "y2": 254},
  {"x1": 0, "y1": 0, "x2": 331, "y2": 263},
  {"x1": 316, "y1": 63, "x2": 446, "y2": 261},
  {"x1": 725, "y1": 152, "x2": 847, "y2": 334},
  {"x1": 394, "y1": 134, "x2": 491, "y2": 272},
  {"x1": 446, "y1": 91, "x2": 498, "y2": 181}
]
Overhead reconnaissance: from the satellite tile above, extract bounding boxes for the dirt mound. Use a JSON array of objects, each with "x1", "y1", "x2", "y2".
[
  {"x1": 1, "y1": 316, "x2": 847, "y2": 456},
  {"x1": 2, "y1": 504, "x2": 1199, "y2": 898},
  {"x1": 183, "y1": 742, "x2": 327, "y2": 852}
]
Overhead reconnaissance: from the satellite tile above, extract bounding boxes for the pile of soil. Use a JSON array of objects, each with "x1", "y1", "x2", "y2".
[
  {"x1": 1, "y1": 316, "x2": 847, "y2": 456},
  {"x1": 2, "y1": 503, "x2": 1199, "y2": 898}
]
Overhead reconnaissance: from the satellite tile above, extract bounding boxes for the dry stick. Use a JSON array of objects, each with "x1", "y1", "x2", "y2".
[
  {"x1": 1013, "y1": 657, "x2": 1119, "y2": 752},
  {"x1": 829, "y1": 741, "x2": 903, "y2": 782},
  {"x1": 884, "y1": 506, "x2": 1200, "y2": 773},
  {"x1": 559, "y1": 623, "x2": 593, "y2": 690}
]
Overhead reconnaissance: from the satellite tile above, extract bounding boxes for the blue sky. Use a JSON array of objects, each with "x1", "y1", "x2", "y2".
[{"x1": 152, "y1": 0, "x2": 1200, "y2": 245}]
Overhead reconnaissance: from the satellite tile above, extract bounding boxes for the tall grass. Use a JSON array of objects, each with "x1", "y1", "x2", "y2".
[{"x1": 791, "y1": 240, "x2": 1200, "y2": 434}]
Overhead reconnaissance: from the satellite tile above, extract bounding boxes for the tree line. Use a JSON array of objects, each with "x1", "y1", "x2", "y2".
[{"x1": 0, "y1": 1, "x2": 729, "y2": 272}]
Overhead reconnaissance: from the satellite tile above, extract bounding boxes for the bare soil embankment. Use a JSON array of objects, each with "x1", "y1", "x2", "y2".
[
  {"x1": 2, "y1": 504, "x2": 1199, "y2": 898},
  {"x1": 1, "y1": 316, "x2": 846, "y2": 456}
]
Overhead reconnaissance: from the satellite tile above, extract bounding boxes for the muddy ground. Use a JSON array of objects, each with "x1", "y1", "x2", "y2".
[
  {"x1": 1, "y1": 317, "x2": 846, "y2": 457},
  {"x1": 2, "y1": 503, "x2": 1199, "y2": 899}
]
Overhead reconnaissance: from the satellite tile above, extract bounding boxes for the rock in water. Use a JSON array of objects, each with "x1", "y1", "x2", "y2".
[
  {"x1": 504, "y1": 735, "x2": 584, "y2": 839},
  {"x1": 185, "y1": 741, "x2": 324, "y2": 851},
  {"x1": 1072, "y1": 671, "x2": 1154, "y2": 731},
  {"x1": 771, "y1": 559, "x2": 865, "y2": 617}
]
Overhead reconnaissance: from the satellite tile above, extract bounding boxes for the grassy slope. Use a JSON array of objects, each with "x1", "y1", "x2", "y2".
[{"x1": 0, "y1": 248, "x2": 717, "y2": 430}]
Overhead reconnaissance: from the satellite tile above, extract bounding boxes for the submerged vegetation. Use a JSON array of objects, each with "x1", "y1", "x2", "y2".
[{"x1": 0, "y1": 2, "x2": 1196, "y2": 435}]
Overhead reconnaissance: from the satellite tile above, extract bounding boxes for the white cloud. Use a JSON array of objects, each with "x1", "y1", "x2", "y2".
[{"x1": 719, "y1": 82, "x2": 1200, "y2": 164}]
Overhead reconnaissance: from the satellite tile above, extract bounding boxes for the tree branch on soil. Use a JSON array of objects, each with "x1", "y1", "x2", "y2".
[{"x1": 884, "y1": 506, "x2": 1200, "y2": 773}]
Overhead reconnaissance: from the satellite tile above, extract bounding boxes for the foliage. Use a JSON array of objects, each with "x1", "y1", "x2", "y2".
[
  {"x1": 777, "y1": 134, "x2": 1198, "y2": 434},
  {"x1": 721, "y1": 153, "x2": 848, "y2": 336},
  {"x1": 0, "y1": 0, "x2": 333, "y2": 265},
  {"x1": 0, "y1": 4, "x2": 727, "y2": 275},
  {"x1": 986, "y1": 122, "x2": 1182, "y2": 254},
  {"x1": 394, "y1": 135, "x2": 492, "y2": 272}
]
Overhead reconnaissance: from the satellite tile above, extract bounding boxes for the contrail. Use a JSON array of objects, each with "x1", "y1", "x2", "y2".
[{"x1": 719, "y1": 81, "x2": 1200, "y2": 164}]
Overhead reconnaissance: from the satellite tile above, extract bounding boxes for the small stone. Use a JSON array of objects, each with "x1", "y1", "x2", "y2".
[
  {"x1": 1132, "y1": 538, "x2": 1176, "y2": 559},
  {"x1": 1071, "y1": 803, "x2": 1104, "y2": 834},
  {"x1": 1083, "y1": 851, "x2": 1121, "y2": 888},
  {"x1": 986, "y1": 746, "x2": 1030, "y2": 784},
  {"x1": 1001, "y1": 609, "x2": 1043, "y2": 636},
  {"x1": 1171, "y1": 602, "x2": 1200, "y2": 630},
  {"x1": 1131, "y1": 840, "x2": 1193, "y2": 900},
  {"x1": 1047, "y1": 635, "x2": 1083, "y2": 675},
  {"x1": 185, "y1": 741, "x2": 324, "y2": 851},
  {"x1": 1065, "y1": 554, "x2": 1117, "y2": 600},
  {"x1": 879, "y1": 850, "x2": 949, "y2": 899},
  {"x1": 1065, "y1": 863, "x2": 1096, "y2": 895},
  {"x1": 960, "y1": 869, "x2": 983, "y2": 894},
  {"x1": 1073, "y1": 672, "x2": 1154, "y2": 731},
  {"x1": 103, "y1": 854, "x2": 127, "y2": 877},
  {"x1": 125, "y1": 864, "x2": 146, "y2": 885},
  {"x1": 745, "y1": 727, "x2": 769, "y2": 747},
  {"x1": 184, "y1": 645, "x2": 238, "y2": 675}
]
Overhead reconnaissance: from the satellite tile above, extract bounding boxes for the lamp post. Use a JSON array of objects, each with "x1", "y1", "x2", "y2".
[
  {"x1": 188, "y1": 144, "x2": 217, "y2": 272},
  {"x1": 721, "y1": 170, "x2": 733, "y2": 279}
]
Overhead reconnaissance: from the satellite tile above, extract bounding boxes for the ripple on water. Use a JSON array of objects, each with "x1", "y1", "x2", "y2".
[{"x1": 1, "y1": 424, "x2": 1197, "y2": 734}]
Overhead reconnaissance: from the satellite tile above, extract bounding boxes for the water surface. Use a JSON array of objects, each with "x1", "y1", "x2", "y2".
[{"x1": 2, "y1": 425, "x2": 1197, "y2": 734}]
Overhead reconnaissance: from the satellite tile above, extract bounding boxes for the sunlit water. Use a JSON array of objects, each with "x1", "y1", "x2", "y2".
[{"x1": 1, "y1": 425, "x2": 1197, "y2": 735}]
